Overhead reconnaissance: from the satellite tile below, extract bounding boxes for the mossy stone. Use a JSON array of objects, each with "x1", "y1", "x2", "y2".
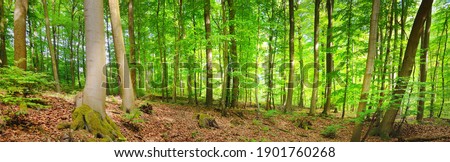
[
  {"x1": 56, "y1": 122, "x2": 71, "y2": 130},
  {"x1": 196, "y1": 113, "x2": 219, "y2": 129}
]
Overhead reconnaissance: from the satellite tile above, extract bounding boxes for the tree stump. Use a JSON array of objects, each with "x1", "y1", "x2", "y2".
[
  {"x1": 294, "y1": 118, "x2": 313, "y2": 130},
  {"x1": 138, "y1": 102, "x2": 153, "y2": 114}
]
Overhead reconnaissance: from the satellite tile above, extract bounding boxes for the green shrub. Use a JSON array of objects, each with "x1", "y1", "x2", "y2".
[
  {"x1": 262, "y1": 126, "x2": 270, "y2": 132},
  {"x1": 252, "y1": 119, "x2": 262, "y2": 126},
  {"x1": 123, "y1": 109, "x2": 144, "y2": 123},
  {"x1": 321, "y1": 124, "x2": 342, "y2": 139},
  {"x1": 263, "y1": 109, "x2": 280, "y2": 119},
  {"x1": 0, "y1": 66, "x2": 52, "y2": 95},
  {"x1": 0, "y1": 67, "x2": 52, "y2": 109}
]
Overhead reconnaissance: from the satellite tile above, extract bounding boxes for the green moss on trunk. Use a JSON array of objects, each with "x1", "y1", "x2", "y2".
[{"x1": 71, "y1": 105, "x2": 126, "y2": 142}]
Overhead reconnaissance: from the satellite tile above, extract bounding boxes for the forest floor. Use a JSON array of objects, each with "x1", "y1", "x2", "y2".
[{"x1": 1, "y1": 93, "x2": 450, "y2": 142}]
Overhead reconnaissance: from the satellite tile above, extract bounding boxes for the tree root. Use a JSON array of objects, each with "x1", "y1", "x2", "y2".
[{"x1": 71, "y1": 105, "x2": 126, "y2": 142}]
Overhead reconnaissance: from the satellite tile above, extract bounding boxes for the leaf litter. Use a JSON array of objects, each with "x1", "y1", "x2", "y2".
[{"x1": 1, "y1": 94, "x2": 449, "y2": 142}]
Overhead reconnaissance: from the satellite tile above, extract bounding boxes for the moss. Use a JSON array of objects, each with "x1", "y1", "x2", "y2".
[
  {"x1": 196, "y1": 113, "x2": 219, "y2": 129},
  {"x1": 0, "y1": 116, "x2": 5, "y2": 131},
  {"x1": 71, "y1": 104, "x2": 126, "y2": 142},
  {"x1": 56, "y1": 122, "x2": 71, "y2": 130},
  {"x1": 294, "y1": 118, "x2": 313, "y2": 130},
  {"x1": 71, "y1": 130, "x2": 93, "y2": 142}
]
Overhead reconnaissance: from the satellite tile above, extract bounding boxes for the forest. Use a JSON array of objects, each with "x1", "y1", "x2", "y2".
[{"x1": 0, "y1": 0, "x2": 449, "y2": 142}]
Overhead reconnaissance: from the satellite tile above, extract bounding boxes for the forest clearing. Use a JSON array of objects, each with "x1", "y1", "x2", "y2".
[{"x1": 1, "y1": 0, "x2": 450, "y2": 142}]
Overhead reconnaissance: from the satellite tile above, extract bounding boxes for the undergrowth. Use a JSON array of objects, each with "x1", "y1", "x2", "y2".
[{"x1": 0, "y1": 66, "x2": 52, "y2": 109}]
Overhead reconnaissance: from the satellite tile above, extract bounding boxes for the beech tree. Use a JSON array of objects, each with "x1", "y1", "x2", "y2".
[
  {"x1": 43, "y1": 0, "x2": 61, "y2": 92},
  {"x1": 13, "y1": 0, "x2": 28, "y2": 70},
  {"x1": 322, "y1": 0, "x2": 334, "y2": 116},
  {"x1": 0, "y1": 0, "x2": 6, "y2": 67},
  {"x1": 108, "y1": 0, "x2": 136, "y2": 111},
  {"x1": 350, "y1": 0, "x2": 380, "y2": 142},
  {"x1": 82, "y1": 0, "x2": 107, "y2": 115},
  {"x1": 128, "y1": 0, "x2": 137, "y2": 93},
  {"x1": 205, "y1": 0, "x2": 213, "y2": 106},
  {"x1": 417, "y1": 8, "x2": 431, "y2": 122},
  {"x1": 284, "y1": 0, "x2": 295, "y2": 112},
  {"x1": 309, "y1": 0, "x2": 320, "y2": 116},
  {"x1": 229, "y1": 0, "x2": 239, "y2": 108},
  {"x1": 379, "y1": 0, "x2": 434, "y2": 138}
]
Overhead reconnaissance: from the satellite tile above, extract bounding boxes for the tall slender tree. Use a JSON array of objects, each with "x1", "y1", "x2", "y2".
[
  {"x1": 379, "y1": 0, "x2": 434, "y2": 138},
  {"x1": 43, "y1": 0, "x2": 61, "y2": 92},
  {"x1": 173, "y1": 0, "x2": 184, "y2": 103},
  {"x1": 205, "y1": 0, "x2": 213, "y2": 106},
  {"x1": 69, "y1": 0, "x2": 76, "y2": 87},
  {"x1": 0, "y1": 0, "x2": 7, "y2": 67},
  {"x1": 284, "y1": 0, "x2": 295, "y2": 112},
  {"x1": 342, "y1": 0, "x2": 353, "y2": 119},
  {"x1": 221, "y1": 0, "x2": 230, "y2": 110},
  {"x1": 439, "y1": 11, "x2": 448, "y2": 118},
  {"x1": 309, "y1": 0, "x2": 320, "y2": 116},
  {"x1": 229, "y1": 0, "x2": 239, "y2": 108},
  {"x1": 351, "y1": 0, "x2": 380, "y2": 142},
  {"x1": 417, "y1": 8, "x2": 431, "y2": 122},
  {"x1": 266, "y1": 0, "x2": 275, "y2": 110},
  {"x1": 430, "y1": 13, "x2": 447, "y2": 118},
  {"x1": 128, "y1": 0, "x2": 137, "y2": 94},
  {"x1": 323, "y1": 0, "x2": 334, "y2": 115},
  {"x1": 13, "y1": 0, "x2": 28, "y2": 70},
  {"x1": 108, "y1": 0, "x2": 136, "y2": 111}
]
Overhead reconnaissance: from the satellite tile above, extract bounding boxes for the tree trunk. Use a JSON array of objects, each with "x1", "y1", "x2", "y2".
[
  {"x1": 192, "y1": 10, "x2": 199, "y2": 105},
  {"x1": 13, "y1": 0, "x2": 28, "y2": 70},
  {"x1": 83, "y1": 0, "x2": 107, "y2": 117},
  {"x1": 76, "y1": 17, "x2": 83, "y2": 88},
  {"x1": 156, "y1": 0, "x2": 168, "y2": 101},
  {"x1": 398, "y1": 0, "x2": 409, "y2": 76},
  {"x1": 105, "y1": 9, "x2": 113, "y2": 95},
  {"x1": 281, "y1": 0, "x2": 287, "y2": 106},
  {"x1": 187, "y1": 1, "x2": 194, "y2": 104},
  {"x1": 431, "y1": 13, "x2": 447, "y2": 118},
  {"x1": 128, "y1": 0, "x2": 137, "y2": 95},
  {"x1": 376, "y1": 0, "x2": 396, "y2": 126},
  {"x1": 229, "y1": 0, "x2": 239, "y2": 108},
  {"x1": 379, "y1": 0, "x2": 434, "y2": 138},
  {"x1": 417, "y1": 9, "x2": 431, "y2": 122},
  {"x1": 439, "y1": 12, "x2": 448, "y2": 118},
  {"x1": 0, "y1": 0, "x2": 6, "y2": 67},
  {"x1": 284, "y1": 0, "x2": 295, "y2": 112},
  {"x1": 205, "y1": 0, "x2": 213, "y2": 106},
  {"x1": 298, "y1": 24, "x2": 304, "y2": 108},
  {"x1": 309, "y1": 0, "x2": 320, "y2": 116},
  {"x1": 43, "y1": 0, "x2": 61, "y2": 92},
  {"x1": 69, "y1": 1, "x2": 76, "y2": 87},
  {"x1": 27, "y1": 19, "x2": 36, "y2": 71},
  {"x1": 323, "y1": 0, "x2": 334, "y2": 115},
  {"x1": 342, "y1": 0, "x2": 353, "y2": 119},
  {"x1": 255, "y1": 4, "x2": 261, "y2": 117},
  {"x1": 108, "y1": 0, "x2": 136, "y2": 111},
  {"x1": 221, "y1": 0, "x2": 229, "y2": 110},
  {"x1": 173, "y1": 0, "x2": 184, "y2": 103},
  {"x1": 266, "y1": 0, "x2": 275, "y2": 110},
  {"x1": 350, "y1": 0, "x2": 380, "y2": 142}
]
